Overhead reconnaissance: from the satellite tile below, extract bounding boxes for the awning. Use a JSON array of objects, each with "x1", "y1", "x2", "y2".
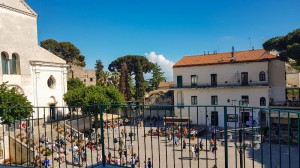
[{"x1": 98, "y1": 113, "x2": 120, "y2": 121}]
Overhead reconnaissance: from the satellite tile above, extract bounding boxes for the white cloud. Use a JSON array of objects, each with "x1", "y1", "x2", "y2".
[{"x1": 145, "y1": 51, "x2": 174, "y2": 81}]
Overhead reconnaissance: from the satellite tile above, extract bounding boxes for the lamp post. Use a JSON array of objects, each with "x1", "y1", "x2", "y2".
[{"x1": 236, "y1": 129, "x2": 248, "y2": 168}]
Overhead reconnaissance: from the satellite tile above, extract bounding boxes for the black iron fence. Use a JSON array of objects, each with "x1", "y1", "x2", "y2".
[{"x1": 0, "y1": 105, "x2": 300, "y2": 168}]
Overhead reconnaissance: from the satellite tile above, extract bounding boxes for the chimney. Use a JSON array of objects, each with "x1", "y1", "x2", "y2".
[{"x1": 231, "y1": 46, "x2": 235, "y2": 60}]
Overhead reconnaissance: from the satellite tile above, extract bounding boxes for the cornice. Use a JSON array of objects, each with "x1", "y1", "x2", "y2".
[{"x1": 0, "y1": 3, "x2": 38, "y2": 18}]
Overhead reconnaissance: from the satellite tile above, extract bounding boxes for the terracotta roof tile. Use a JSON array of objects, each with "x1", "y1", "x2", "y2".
[
  {"x1": 173, "y1": 49, "x2": 277, "y2": 68},
  {"x1": 158, "y1": 82, "x2": 174, "y2": 88}
]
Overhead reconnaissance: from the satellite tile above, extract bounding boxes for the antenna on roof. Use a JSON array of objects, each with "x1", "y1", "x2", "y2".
[{"x1": 248, "y1": 37, "x2": 252, "y2": 50}]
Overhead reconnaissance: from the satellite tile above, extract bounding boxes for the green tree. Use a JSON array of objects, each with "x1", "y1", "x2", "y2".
[
  {"x1": 97, "y1": 71, "x2": 111, "y2": 87},
  {"x1": 108, "y1": 55, "x2": 155, "y2": 75},
  {"x1": 95, "y1": 60, "x2": 104, "y2": 81},
  {"x1": 135, "y1": 61, "x2": 147, "y2": 101},
  {"x1": 263, "y1": 28, "x2": 300, "y2": 63},
  {"x1": 0, "y1": 82, "x2": 33, "y2": 125},
  {"x1": 40, "y1": 39, "x2": 86, "y2": 67},
  {"x1": 149, "y1": 63, "x2": 167, "y2": 90},
  {"x1": 64, "y1": 85, "x2": 125, "y2": 134},
  {"x1": 110, "y1": 71, "x2": 120, "y2": 88},
  {"x1": 108, "y1": 55, "x2": 155, "y2": 100},
  {"x1": 67, "y1": 78, "x2": 85, "y2": 91}
]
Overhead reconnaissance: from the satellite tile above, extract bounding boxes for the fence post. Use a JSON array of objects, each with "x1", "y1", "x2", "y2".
[
  {"x1": 99, "y1": 105, "x2": 105, "y2": 166},
  {"x1": 224, "y1": 106, "x2": 228, "y2": 168}
]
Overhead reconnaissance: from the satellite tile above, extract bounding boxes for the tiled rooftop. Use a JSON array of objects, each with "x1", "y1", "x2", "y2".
[{"x1": 173, "y1": 49, "x2": 277, "y2": 67}]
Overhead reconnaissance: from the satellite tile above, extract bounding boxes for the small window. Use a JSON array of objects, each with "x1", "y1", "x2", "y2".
[
  {"x1": 90, "y1": 78, "x2": 93, "y2": 82},
  {"x1": 260, "y1": 97, "x2": 266, "y2": 106},
  {"x1": 259, "y1": 71, "x2": 266, "y2": 81},
  {"x1": 241, "y1": 95, "x2": 249, "y2": 105},
  {"x1": 1, "y1": 52, "x2": 9, "y2": 74},
  {"x1": 191, "y1": 75, "x2": 197, "y2": 87},
  {"x1": 191, "y1": 96, "x2": 197, "y2": 105},
  {"x1": 211, "y1": 96, "x2": 218, "y2": 105},
  {"x1": 177, "y1": 91, "x2": 184, "y2": 107},
  {"x1": 10, "y1": 53, "x2": 17, "y2": 74},
  {"x1": 84, "y1": 79, "x2": 86, "y2": 82},
  {"x1": 47, "y1": 75, "x2": 56, "y2": 89},
  {"x1": 211, "y1": 74, "x2": 217, "y2": 86}
]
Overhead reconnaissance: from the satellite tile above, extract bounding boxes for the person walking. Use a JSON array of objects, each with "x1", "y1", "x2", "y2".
[
  {"x1": 191, "y1": 145, "x2": 195, "y2": 159},
  {"x1": 43, "y1": 157, "x2": 50, "y2": 168},
  {"x1": 147, "y1": 158, "x2": 152, "y2": 168},
  {"x1": 183, "y1": 139, "x2": 186, "y2": 152},
  {"x1": 199, "y1": 139, "x2": 203, "y2": 151},
  {"x1": 195, "y1": 145, "x2": 200, "y2": 160},
  {"x1": 130, "y1": 157, "x2": 136, "y2": 168}
]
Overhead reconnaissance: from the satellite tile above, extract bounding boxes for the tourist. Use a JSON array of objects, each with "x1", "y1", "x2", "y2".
[
  {"x1": 115, "y1": 157, "x2": 121, "y2": 165},
  {"x1": 42, "y1": 157, "x2": 50, "y2": 168},
  {"x1": 118, "y1": 147, "x2": 123, "y2": 158},
  {"x1": 97, "y1": 154, "x2": 102, "y2": 163},
  {"x1": 190, "y1": 145, "x2": 195, "y2": 159},
  {"x1": 209, "y1": 139, "x2": 214, "y2": 151},
  {"x1": 199, "y1": 139, "x2": 203, "y2": 151},
  {"x1": 212, "y1": 145, "x2": 217, "y2": 157},
  {"x1": 183, "y1": 139, "x2": 186, "y2": 152},
  {"x1": 195, "y1": 145, "x2": 200, "y2": 160},
  {"x1": 130, "y1": 157, "x2": 136, "y2": 168},
  {"x1": 121, "y1": 156, "x2": 126, "y2": 166},
  {"x1": 121, "y1": 129, "x2": 124, "y2": 137},
  {"x1": 114, "y1": 137, "x2": 118, "y2": 149},
  {"x1": 147, "y1": 158, "x2": 152, "y2": 168}
]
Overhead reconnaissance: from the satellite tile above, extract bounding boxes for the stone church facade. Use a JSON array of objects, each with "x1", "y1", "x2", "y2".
[{"x1": 0, "y1": 0, "x2": 68, "y2": 119}]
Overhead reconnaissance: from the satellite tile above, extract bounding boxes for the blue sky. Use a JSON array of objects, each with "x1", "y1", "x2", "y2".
[{"x1": 26, "y1": 0, "x2": 300, "y2": 80}]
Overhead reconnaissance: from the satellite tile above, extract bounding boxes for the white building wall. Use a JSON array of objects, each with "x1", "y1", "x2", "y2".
[
  {"x1": 268, "y1": 59, "x2": 286, "y2": 102},
  {"x1": 173, "y1": 62, "x2": 269, "y2": 87},
  {"x1": 174, "y1": 87, "x2": 268, "y2": 127},
  {"x1": 0, "y1": 1, "x2": 68, "y2": 120}
]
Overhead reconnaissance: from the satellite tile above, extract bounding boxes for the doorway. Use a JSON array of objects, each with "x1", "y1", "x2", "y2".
[
  {"x1": 211, "y1": 111, "x2": 219, "y2": 126},
  {"x1": 50, "y1": 105, "x2": 56, "y2": 120}
]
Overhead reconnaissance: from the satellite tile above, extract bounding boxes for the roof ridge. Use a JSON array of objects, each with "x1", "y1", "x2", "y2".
[{"x1": 183, "y1": 49, "x2": 264, "y2": 58}]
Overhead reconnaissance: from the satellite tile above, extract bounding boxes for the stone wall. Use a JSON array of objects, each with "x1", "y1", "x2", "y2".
[{"x1": 67, "y1": 64, "x2": 96, "y2": 86}]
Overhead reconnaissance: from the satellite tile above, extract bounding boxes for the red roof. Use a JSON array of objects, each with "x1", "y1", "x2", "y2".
[
  {"x1": 173, "y1": 49, "x2": 277, "y2": 68},
  {"x1": 158, "y1": 82, "x2": 174, "y2": 88}
]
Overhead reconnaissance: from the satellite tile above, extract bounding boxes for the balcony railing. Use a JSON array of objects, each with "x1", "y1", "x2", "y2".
[
  {"x1": 174, "y1": 82, "x2": 268, "y2": 89},
  {"x1": 1, "y1": 105, "x2": 300, "y2": 168}
]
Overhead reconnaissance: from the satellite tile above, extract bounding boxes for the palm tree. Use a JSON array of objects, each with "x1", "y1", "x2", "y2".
[
  {"x1": 98, "y1": 71, "x2": 110, "y2": 87},
  {"x1": 110, "y1": 71, "x2": 120, "y2": 87}
]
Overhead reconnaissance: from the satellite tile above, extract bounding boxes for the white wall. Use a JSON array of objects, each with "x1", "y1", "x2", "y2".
[
  {"x1": 268, "y1": 60, "x2": 286, "y2": 102},
  {"x1": 174, "y1": 87, "x2": 269, "y2": 127},
  {"x1": 0, "y1": 3, "x2": 68, "y2": 119},
  {"x1": 173, "y1": 61, "x2": 269, "y2": 87}
]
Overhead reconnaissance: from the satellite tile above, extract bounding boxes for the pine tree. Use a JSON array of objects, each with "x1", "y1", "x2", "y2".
[
  {"x1": 95, "y1": 60, "x2": 104, "y2": 81},
  {"x1": 149, "y1": 63, "x2": 167, "y2": 90}
]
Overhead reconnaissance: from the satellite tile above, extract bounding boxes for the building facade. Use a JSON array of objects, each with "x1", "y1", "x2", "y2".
[
  {"x1": 67, "y1": 64, "x2": 96, "y2": 86},
  {"x1": 0, "y1": 0, "x2": 68, "y2": 119},
  {"x1": 173, "y1": 49, "x2": 286, "y2": 127}
]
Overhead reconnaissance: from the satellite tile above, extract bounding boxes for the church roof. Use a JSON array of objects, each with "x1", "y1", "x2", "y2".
[
  {"x1": 33, "y1": 46, "x2": 67, "y2": 64},
  {"x1": 0, "y1": 0, "x2": 38, "y2": 17}
]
